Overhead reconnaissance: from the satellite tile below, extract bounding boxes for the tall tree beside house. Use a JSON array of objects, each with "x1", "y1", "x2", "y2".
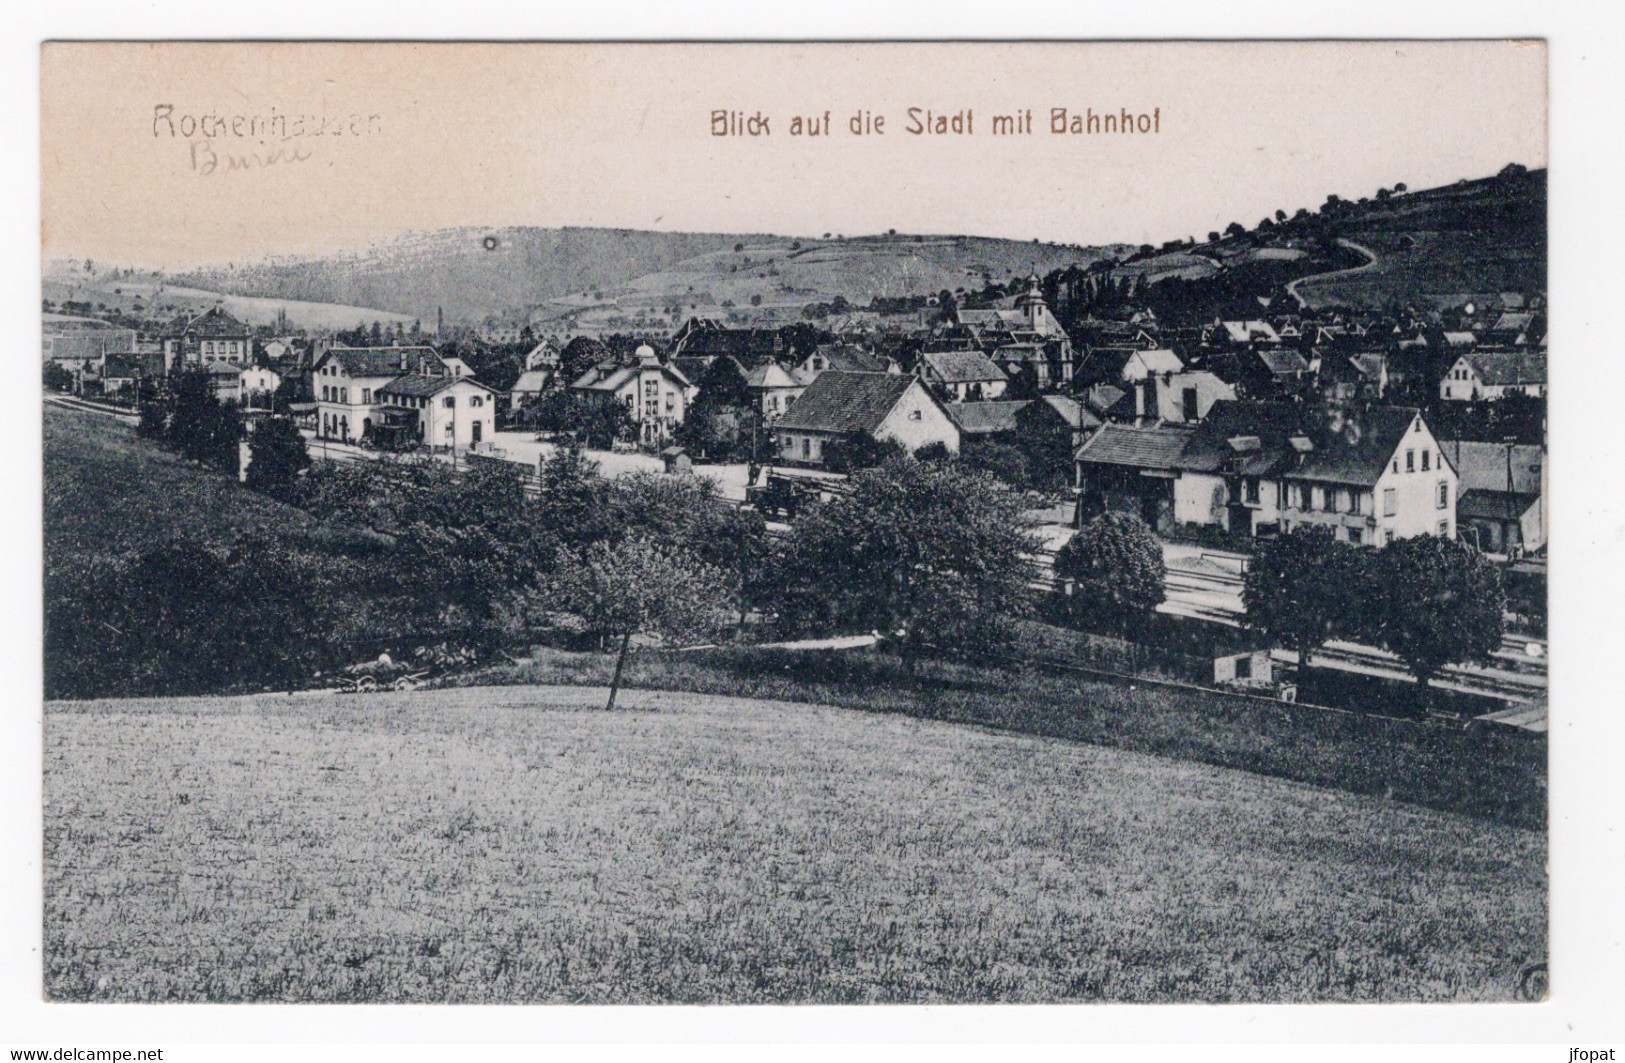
[
  {"x1": 771, "y1": 455, "x2": 1040, "y2": 668},
  {"x1": 559, "y1": 335, "x2": 610, "y2": 385},
  {"x1": 553, "y1": 535, "x2": 732, "y2": 710},
  {"x1": 166, "y1": 367, "x2": 240, "y2": 475},
  {"x1": 1052, "y1": 511, "x2": 1166, "y2": 636},
  {"x1": 136, "y1": 381, "x2": 169, "y2": 439},
  {"x1": 961, "y1": 439, "x2": 1033, "y2": 492},
  {"x1": 244, "y1": 416, "x2": 312, "y2": 504},
  {"x1": 1242, "y1": 526, "x2": 1365, "y2": 672},
  {"x1": 42, "y1": 362, "x2": 73, "y2": 392},
  {"x1": 1359, "y1": 535, "x2": 1506, "y2": 703}
]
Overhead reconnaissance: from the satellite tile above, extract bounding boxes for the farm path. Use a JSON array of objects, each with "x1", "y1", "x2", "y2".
[{"x1": 1285, "y1": 238, "x2": 1380, "y2": 308}]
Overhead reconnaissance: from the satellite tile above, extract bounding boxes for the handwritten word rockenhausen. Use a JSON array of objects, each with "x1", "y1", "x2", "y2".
[{"x1": 152, "y1": 104, "x2": 383, "y2": 141}]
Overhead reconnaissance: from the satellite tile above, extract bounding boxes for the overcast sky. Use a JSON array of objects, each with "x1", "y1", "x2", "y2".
[{"x1": 42, "y1": 41, "x2": 1546, "y2": 269}]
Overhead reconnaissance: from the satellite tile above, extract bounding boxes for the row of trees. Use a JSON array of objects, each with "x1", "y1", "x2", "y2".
[{"x1": 1245, "y1": 525, "x2": 1506, "y2": 693}]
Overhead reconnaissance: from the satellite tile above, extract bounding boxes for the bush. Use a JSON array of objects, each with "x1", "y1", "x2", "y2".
[{"x1": 1053, "y1": 511, "x2": 1166, "y2": 635}]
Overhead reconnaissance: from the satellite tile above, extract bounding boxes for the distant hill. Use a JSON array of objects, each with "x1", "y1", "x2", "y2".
[
  {"x1": 169, "y1": 227, "x2": 1115, "y2": 329},
  {"x1": 1056, "y1": 165, "x2": 1546, "y2": 321},
  {"x1": 1290, "y1": 166, "x2": 1545, "y2": 309}
]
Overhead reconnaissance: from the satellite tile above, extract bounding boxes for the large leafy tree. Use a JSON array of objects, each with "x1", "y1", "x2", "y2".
[
  {"x1": 558, "y1": 336, "x2": 610, "y2": 385},
  {"x1": 1053, "y1": 510, "x2": 1166, "y2": 635},
  {"x1": 244, "y1": 416, "x2": 311, "y2": 503},
  {"x1": 1360, "y1": 535, "x2": 1506, "y2": 696},
  {"x1": 553, "y1": 535, "x2": 732, "y2": 709},
  {"x1": 165, "y1": 367, "x2": 240, "y2": 474},
  {"x1": 771, "y1": 455, "x2": 1039, "y2": 666},
  {"x1": 1242, "y1": 525, "x2": 1364, "y2": 671},
  {"x1": 605, "y1": 471, "x2": 771, "y2": 626}
]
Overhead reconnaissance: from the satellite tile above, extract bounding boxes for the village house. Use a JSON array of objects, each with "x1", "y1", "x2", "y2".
[
  {"x1": 1217, "y1": 319, "x2": 1282, "y2": 347},
  {"x1": 310, "y1": 345, "x2": 450, "y2": 445},
  {"x1": 510, "y1": 367, "x2": 554, "y2": 405},
  {"x1": 1440, "y1": 439, "x2": 1546, "y2": 557},
  {"x1": 1439, "y1": 351, "x2": 1547, "y2": 401},
  {"x1": 944, "y1": 399, "x2": 1031, "y2": 442},
  {"x1": 161, "y1": 306, "x2": 253, "y2": 372},
  {"x1": 951, "y1": 275, "x2": 1075, "y2": 387},
  {"x1": 376, "y1": 374, "x2": 499, "y2": 450},
  {"x1": 1076, "y1": 400, "x2": 1458, "y2": 546},
  {"x1": 917, "y1": 350, "x2": 1009, "y2": 402},
  {"x1": 1144, "y1": 370, "x2": 1236, "y2": 425},
  {"x1": 1117, "y1": 348, "x2": 1184, "y2": 384},
  {"x1": 239, "y1": 365, "x2": 282, "y2": 410},
  {"x1": 772, "y1": 371, "x2": 959, "y2": 466},
  {"x1": 743, "y1": 361, "x2": 809, "y2": 421},
  {"x1": 798, "y1": 343, "x2": 892, "y2": 380},
  {"x1": 569, "y1": 344, "x2": 692, "y2": 447}
]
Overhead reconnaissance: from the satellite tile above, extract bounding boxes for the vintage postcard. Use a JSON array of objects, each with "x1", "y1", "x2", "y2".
[{"x1": 39, "y1": 40, "x2": 1548, "y2": 1008}]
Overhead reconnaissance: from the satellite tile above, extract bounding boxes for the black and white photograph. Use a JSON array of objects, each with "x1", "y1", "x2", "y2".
[{"x1": 24, "y1": 31, "x2": 1582, "y2": 1025}]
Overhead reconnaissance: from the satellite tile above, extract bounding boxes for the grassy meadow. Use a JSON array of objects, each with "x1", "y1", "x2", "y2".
[
  {"x1": 453, "y1": 646, "x2": 1547, "y2": 832},
  {"x1": 46, "y1": 684, "x2": 1546, "y2": 1004},
  {"x1": 45, "y1": 403, "x2": 315, "y2": 563}
]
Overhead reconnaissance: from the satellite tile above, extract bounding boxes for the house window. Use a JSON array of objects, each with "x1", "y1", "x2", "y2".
[
  {"x1": 340, "y1": 388, "x2": 348, "y2": 403},
  {"x1": 445, "y1": 424, "x2": 454, "y2": 438},
  {"x1": 1405, "y1": 449, "x2": 1415, "y2": 472},
  {"x1": 1383, "y1": 488, "x2": 1396, "y2": 517},
  {"x1": 1437, "y1": 520, "x2": 1450, "y2": 538},
  {"x1": 908, "y1": 409, "x2": 922, "y2": 421},
  {"x1": 1348, "y1": 527, "x2": 1363, "y2": 545},
  {"x1": 1421, "y1": 450, "x2": 1430, "y2": 471},
  {"x1": 1323, "y1": 489, "x2": 1338, "y2": 513},
  {"x1": 1348, "y1": 491, "x2": 1363, "y2": 515},
  {"x1": 444, "y1": 396, "x2": 455, "y2": 409},
  {"x1": 361, "y1": 388, "x2": 371, "y2": 404},
  {"x1": 801, "y1": 438, "x2": 810, "y2": 458},
  {"x1": 471, "y1": 396, "x2": 483, "y2": 408},
  {"x1": 1384, "y1": 530, "x2": 1394, "y2": 546},
  {"x1": 1243, "y1": 478, "x2": 1259, "y2": 505},
  {"x1": 1235, "y1": 655, "x2": 1252, "y2": 680},
  {"x1": 1437, "y1": 481, "x2": 1450, "y2": 509}
]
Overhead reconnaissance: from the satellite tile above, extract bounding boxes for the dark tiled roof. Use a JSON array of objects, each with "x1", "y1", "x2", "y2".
[
  {"x1": 945, "y1": 400, "x2": 1031, "y2": 435},
  {"x1": 806, "y1": 344, "x2": 886, "y2": 373},
  {"x1": 378, "y1": 374, "x2": 456, "y2": 398},
  {"x1": 919, "y1": 350, "x2": 1007, "y2": 384},
  {"x1": 325, "y1": 347, "x2": 443, "y2": 377},
  {"x1": 1031, "y1": 394, "x2": 1100, "y2": 431},
  {"x1": 1465, "y1": 351, "x2": 1546, "y2": 386},
  {"x1": 168, "y1": 306, "x2": 249, "y2": 338},
  {"x1": 1458, "y1": 489, "x2": 1539, "y2": 522},
  {"x1": 1082, "y1": 384, "x2": 1127, "y2": 417},
  {"x1": 773, "y1": 371, "x2": 918, "y2": 435},
  {"x1": 1179, "y1": 400, "x2": 1419, "y2": 486},
  {"x1": 380, "y1": 373, "x2": 493, "y2": 399},
  {"x1": 1440, "y1": 441, "x2": 1543, "y2": 494},
  {"x1": 1257, "y1": 348, "x2": 1310, "y2": 376},
  {"x1": 1076, "y1": 423, "x2": 1195, "y2": 470}
]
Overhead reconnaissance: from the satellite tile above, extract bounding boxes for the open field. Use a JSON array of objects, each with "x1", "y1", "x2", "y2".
[
  {"x1": 44, "y1": 274, "x2": 414, "y2": 331},
  {"x1": 45, "y1": 684, "x2": 1545, "y2": 1003},
  {"x1": 455, "y1": 644, "x2": 1546, "y2": 831}
]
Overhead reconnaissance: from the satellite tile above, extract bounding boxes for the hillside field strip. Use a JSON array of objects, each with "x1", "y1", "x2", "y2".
[{"x1": 45, "y1": 685, "x2": 1546, "y2": 1003}]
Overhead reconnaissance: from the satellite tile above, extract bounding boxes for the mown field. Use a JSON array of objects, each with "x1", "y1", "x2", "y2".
[
  {"x1": 46, "y1": 684, "x2": 1546, "y2": 1004},
  {"x1": 456, "y1": 645, "x2": 1547, "y2": 832}
]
